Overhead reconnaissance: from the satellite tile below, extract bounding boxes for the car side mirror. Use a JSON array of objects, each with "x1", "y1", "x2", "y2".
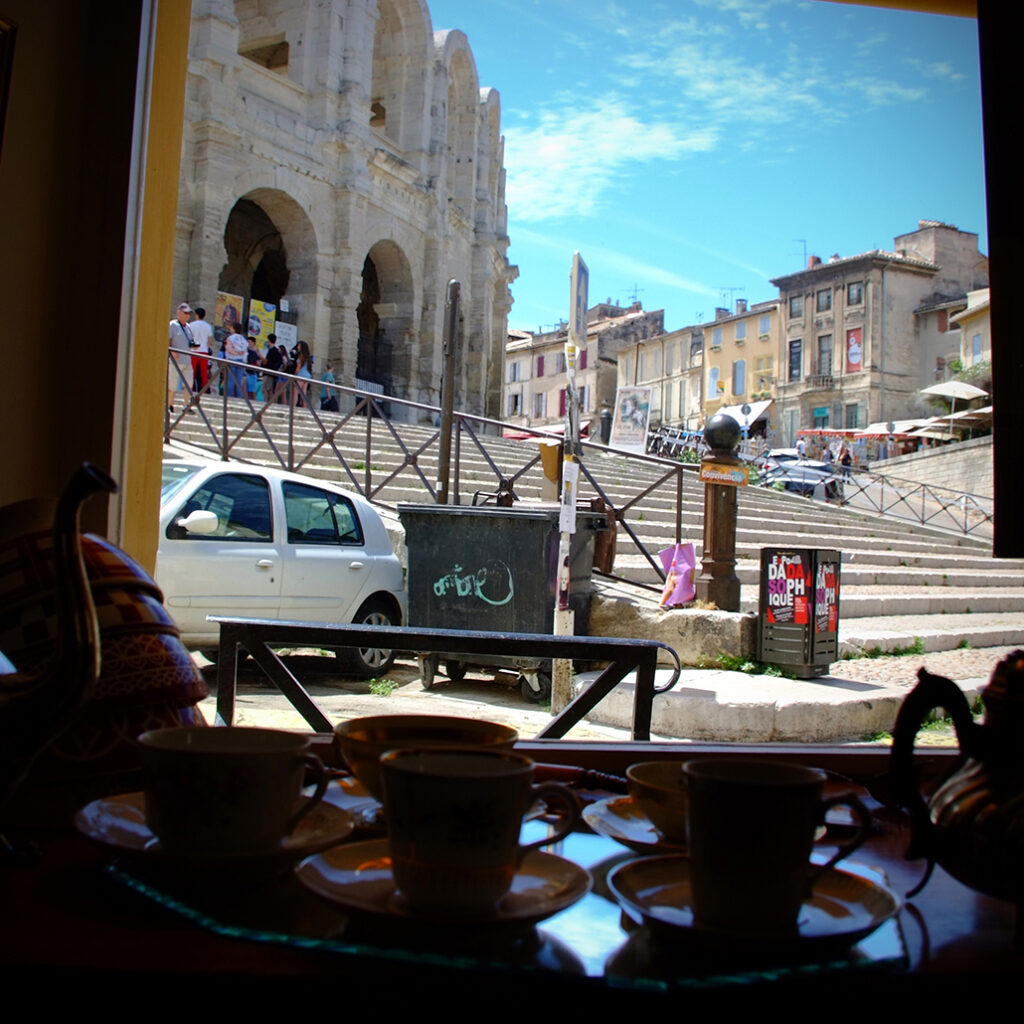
[{"x1": 177, "y1": 509, "x2": 219, "y2": 535}]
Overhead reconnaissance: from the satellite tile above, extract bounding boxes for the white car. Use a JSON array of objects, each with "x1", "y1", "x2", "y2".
[{"x1": 157, "y1": 458, "x2": 406, "y2": 674}]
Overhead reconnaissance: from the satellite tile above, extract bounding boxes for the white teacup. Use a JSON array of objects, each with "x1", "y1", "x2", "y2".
[{"x1": 138, "y1": 727, "x2": 328, "y2": 857}]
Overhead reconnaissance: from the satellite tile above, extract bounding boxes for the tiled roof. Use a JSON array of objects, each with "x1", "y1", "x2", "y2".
[{"x1": 771, "y1": 249, "x2": 938, "y2": 287}]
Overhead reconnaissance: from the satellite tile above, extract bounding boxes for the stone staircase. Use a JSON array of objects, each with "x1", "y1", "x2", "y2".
[{"x1": 166, "y1": 399, "x2": 1024, "y2": 657}]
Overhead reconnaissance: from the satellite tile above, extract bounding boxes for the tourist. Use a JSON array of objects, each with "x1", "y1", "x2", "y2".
[
  {"x1": 320, "y1": 361, "x2": 339, "y2": 412},
  {"x1": 263, "y1": 333, "x2": 283, "y2": 403},
  {"x1": 245, "y1": 336, "x2": 262, "y2": 399},
  {"x1": 224, "y1": 321, "x2": 248, "y2": 398},
  {"x1": 294, "y1": 340, "x2": 313, "y2": 406},
  {"x1": 168, "y1": 302, "x2": 194, "y2": 413},
  {"x1": 189, "y1": 307, "x2": 213, "y2": 397}
]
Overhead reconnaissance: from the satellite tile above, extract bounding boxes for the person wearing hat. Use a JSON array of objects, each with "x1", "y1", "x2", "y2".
[{"x1": 168, "y1": 302, "x2": 195, "y2": 413}]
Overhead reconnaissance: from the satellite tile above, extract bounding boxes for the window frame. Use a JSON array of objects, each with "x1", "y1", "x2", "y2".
[
  {"x1": 282, "y1": 479, "x2": 364, "y2": 546},
  {"x1": 788, "y1": 338, "x2": 802, "y2": 381}
]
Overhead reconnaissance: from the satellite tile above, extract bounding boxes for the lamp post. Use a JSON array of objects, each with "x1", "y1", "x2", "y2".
[{"x1": 694, "y1": 413, "x2": 742, "y2": 611}]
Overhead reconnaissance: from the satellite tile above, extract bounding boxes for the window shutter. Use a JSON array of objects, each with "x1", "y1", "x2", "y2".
[{"x1": 559, "y1": 389, "x2": 566, "y2": 416}]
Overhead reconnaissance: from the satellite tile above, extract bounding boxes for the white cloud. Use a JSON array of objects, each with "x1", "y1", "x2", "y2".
[
  {"x1": 504, "y1": 97, "x2": 718, "y2": 222},
  {"x1": 846, "y1": 78, "x2": 928, "y2": 105}
]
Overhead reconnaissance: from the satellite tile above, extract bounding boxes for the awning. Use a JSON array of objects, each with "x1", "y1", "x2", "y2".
[{"x1": 717, "y1": 399, "x2": 772, "y2": 427}]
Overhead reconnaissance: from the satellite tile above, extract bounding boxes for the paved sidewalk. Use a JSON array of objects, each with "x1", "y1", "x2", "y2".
[{"x1": 198, "y1": 644, "x2": 1012, "y2": 745}]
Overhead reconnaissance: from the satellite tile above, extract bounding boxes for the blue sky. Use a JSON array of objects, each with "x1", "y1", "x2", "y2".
[{"x1": 426, "y1": 0, "x2": 986, "y2": 333}]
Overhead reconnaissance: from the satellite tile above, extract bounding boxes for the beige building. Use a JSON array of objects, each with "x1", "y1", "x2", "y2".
[
  {"x1": 614, "y1": 299, "x2": 779, "y2": 436},
  {"x1": 951, "y1": 288, "x2": 992, "y2": 371},
  {"x1": 504, "y1": 303, "x2": 664, "y2": 435},
  {"x1": 617, "y1": 325, "x2": 705, "y2": 432},
  {"x1": 174, "y1": 0, "x2": 515, "y2": 422},
  {"x1": 770, "y1": 221, "x2": 988, "y2": 445},
  {"x1": 701, "y1": 300, "x2": 780, "y2": 429}
]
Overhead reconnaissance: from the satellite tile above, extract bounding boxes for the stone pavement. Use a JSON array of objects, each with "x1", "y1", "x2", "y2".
[{"x1": 198, "y1": 643, "x2": 1012, "y2": 745}]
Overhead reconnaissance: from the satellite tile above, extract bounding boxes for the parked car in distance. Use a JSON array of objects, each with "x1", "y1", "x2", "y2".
[
  {"x1": 760, "y1": 460, "x2": 844, "y2": 501},
  {"x1": 157, "y1": 457, "x2": 406, "y2": 674}
]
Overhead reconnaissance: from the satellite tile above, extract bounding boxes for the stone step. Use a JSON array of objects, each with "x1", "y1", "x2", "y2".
[
  {"x1": 739, "y1": 587, "x2": 1024, "y2": 618},
  {"x1": 837, "y1": 612, "x2": 1024, "y2": 655}
]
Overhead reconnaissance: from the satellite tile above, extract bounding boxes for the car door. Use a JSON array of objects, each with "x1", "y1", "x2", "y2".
[
  {"x1": 276, "y1": 479, "x2": 379, "y2": 624},
  {"x1": 156, "y1": 471, "x2": 283, "y2": 641}
]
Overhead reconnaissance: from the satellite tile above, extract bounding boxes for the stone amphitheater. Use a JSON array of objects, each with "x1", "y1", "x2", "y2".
[{"x1": 166, "y1": 397, "x2": 1022, "y2": 742}]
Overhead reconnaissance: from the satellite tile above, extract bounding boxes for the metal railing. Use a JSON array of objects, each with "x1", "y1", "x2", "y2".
[
  {"x1": 213, "y1": 617, "x2": 677, "y2": 740},
  {"x1": 166, "y1": 350, "x2": 686, "y2": 583},
  {"x1": 757, "y1": 458, "x2": 993, "y2": 539}
]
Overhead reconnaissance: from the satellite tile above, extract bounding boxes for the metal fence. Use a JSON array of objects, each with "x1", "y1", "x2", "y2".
[{"x1": 166, "y1": 350, "x2": 686, "y2": 584}]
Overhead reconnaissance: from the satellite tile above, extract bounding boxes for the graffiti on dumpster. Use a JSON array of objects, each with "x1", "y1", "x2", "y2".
[
  {"x1": 433, "y1": 559, "x2": 514, "y2": 606},
  {"x1": 765, "y1": 551, "x2": 810, "y2": 625}
]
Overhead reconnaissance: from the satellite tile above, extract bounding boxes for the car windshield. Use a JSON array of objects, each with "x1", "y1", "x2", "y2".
[{"x1": 161, "y1": 462, "x2": 204, "y2": 505}]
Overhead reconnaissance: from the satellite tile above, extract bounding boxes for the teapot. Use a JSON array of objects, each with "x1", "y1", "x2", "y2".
[
  {"x1": 890, "y1": 653, "x2": 1024, "y2": 909},
  {"x1": 0, "y1": 465, "x2": 208, "y2": 804},
  {"x1": 0, "y1": 464, "x2": 115, "y2": 805}
]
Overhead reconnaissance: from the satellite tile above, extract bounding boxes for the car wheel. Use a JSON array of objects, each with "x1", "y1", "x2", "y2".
[
  {"x1": 344, "y1": 599, "x2": 396, "y2": 677},
  {"x1": 446, "y1": 660, "x2": 467, "y2": 682}
]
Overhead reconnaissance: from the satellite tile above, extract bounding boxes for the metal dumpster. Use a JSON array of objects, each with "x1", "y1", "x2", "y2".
[
  {"x1": 398, "y1": 503, "x2": 605, "y2": 700},
  {"x1": 756, "y1": 547, "x2": 841, "y2": 678}
]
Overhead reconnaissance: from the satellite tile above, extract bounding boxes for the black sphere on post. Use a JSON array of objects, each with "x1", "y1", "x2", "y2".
[{"x1": 703, "y1": 412, "x2": 741, "y2": 455}]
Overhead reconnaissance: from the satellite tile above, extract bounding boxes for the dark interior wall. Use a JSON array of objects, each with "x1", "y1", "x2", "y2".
[{"x1": 0, "y1": 0, "x2": 140, "y2": 532}]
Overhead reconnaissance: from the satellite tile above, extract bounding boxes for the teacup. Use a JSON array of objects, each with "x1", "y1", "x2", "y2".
[
  {"x1": 379, "y1": 747, "x2": 580, "y2": 917},
  {"x1": 682, "y1": 759, "x2": 870, "y2": 934},
  {"x1": 138, "y1": 726, "x2": 328, "y2": 857},
  {"x1": 626, "y1": 760, "x2": 687, "y2": 843},
  {"x1": 334, "y1": 714, "x2": 518, "y2": 800}
]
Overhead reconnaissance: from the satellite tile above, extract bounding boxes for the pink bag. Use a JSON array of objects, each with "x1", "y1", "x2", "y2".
[{"x1": 658, "y1": 543, "x2": 696, "y2": 607}]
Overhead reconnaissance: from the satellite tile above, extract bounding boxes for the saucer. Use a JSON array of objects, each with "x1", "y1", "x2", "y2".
[
  {"x1": 321, "y1": 775, "x2": 383, "y2": 829},
  {"x1": 296, "y1": 839, "x2": 591, "y2": 927},
  {"x1": 607, "y1": 855, "x2": 899, "y2": 955},
  {"x1": 582, "y1": 796, "x2": 687, "y2": 854},
  {"x1": 74, "y1": 792, "x2": 354, "y2": 866}
]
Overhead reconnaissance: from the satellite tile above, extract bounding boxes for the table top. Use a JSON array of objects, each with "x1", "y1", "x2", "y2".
[{"x1": 2, "y1": 765, "x2": 1020, "y2": 1005}]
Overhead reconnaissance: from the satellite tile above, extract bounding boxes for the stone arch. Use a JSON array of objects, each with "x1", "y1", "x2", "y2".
[
  {"x1": 445, "y1": 46, "x2": 478, "y2": 215},
  {"x1": 370, "y1": 0, "x2": 432, "y2": 153},
  {"x1": 219, "y1": 188, "x2": 318, "y2": 336},
  {"x1": 481, "y1": 88, "x2": 502, "y2": 209},
  {"x1": 357, "y1": 239, "x2": 415, "y2": 395}
]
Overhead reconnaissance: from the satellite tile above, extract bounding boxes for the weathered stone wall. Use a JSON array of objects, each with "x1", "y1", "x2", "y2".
[
  {"x1": 877, "y1": 435, "x2": 993, "y2": 500},
  {"x1": 174, "y1": 0, "x2": 514, "y2": 422}
]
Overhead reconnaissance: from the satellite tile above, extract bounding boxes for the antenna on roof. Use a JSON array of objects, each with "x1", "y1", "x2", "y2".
[
  {"x1": 717, "y1": 286, "x2": 744, "y2": 310},
  {"x1": 794, "y1": 238, "x2": 807, "y2": 266},
  {"x1": 626, "y1": 283, "x2": 644, "y2": 304}
]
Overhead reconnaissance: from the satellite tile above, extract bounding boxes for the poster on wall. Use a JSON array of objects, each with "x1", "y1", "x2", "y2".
[
  {"x1": 248, "y1": 299, "x2": 276, "y2": 346},
  {"x1": 609, "y1": 385, "x2": 653, "y2": 454},
  {"x1": 846, "y1": 327, "x2": 863, "y2": 373},
  {"x1": 274, "y1": 321, "x2": 298, "y2": 350},
  {"x1": 214, "y1": 291, "x2": 245, "y2": 347},
  {"x1": 815, "y1": 560, "x2": 839, "y2": 634},
  {"x1": 764, "y1": 550, "x2": 811, "y2": 625}
]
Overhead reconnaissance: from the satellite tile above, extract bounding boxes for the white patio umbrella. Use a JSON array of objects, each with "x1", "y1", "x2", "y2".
[{"x1": 919, "y1": 381, "x2": 989, "y2": 439}]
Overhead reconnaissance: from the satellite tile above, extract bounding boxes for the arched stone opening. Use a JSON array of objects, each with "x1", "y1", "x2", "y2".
[
  {"x1": 219, "y1": 188, "x2": 318, "y2": 339},
  {"x1": 357, "y1": 240, "x2": 415, "y2": 398},
  {"x1": 370, "y1": 0, "x2": 431, "y2": 153},
  {"x1": 445, "y1": 47, "x2": 478, "y2": 216}
]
